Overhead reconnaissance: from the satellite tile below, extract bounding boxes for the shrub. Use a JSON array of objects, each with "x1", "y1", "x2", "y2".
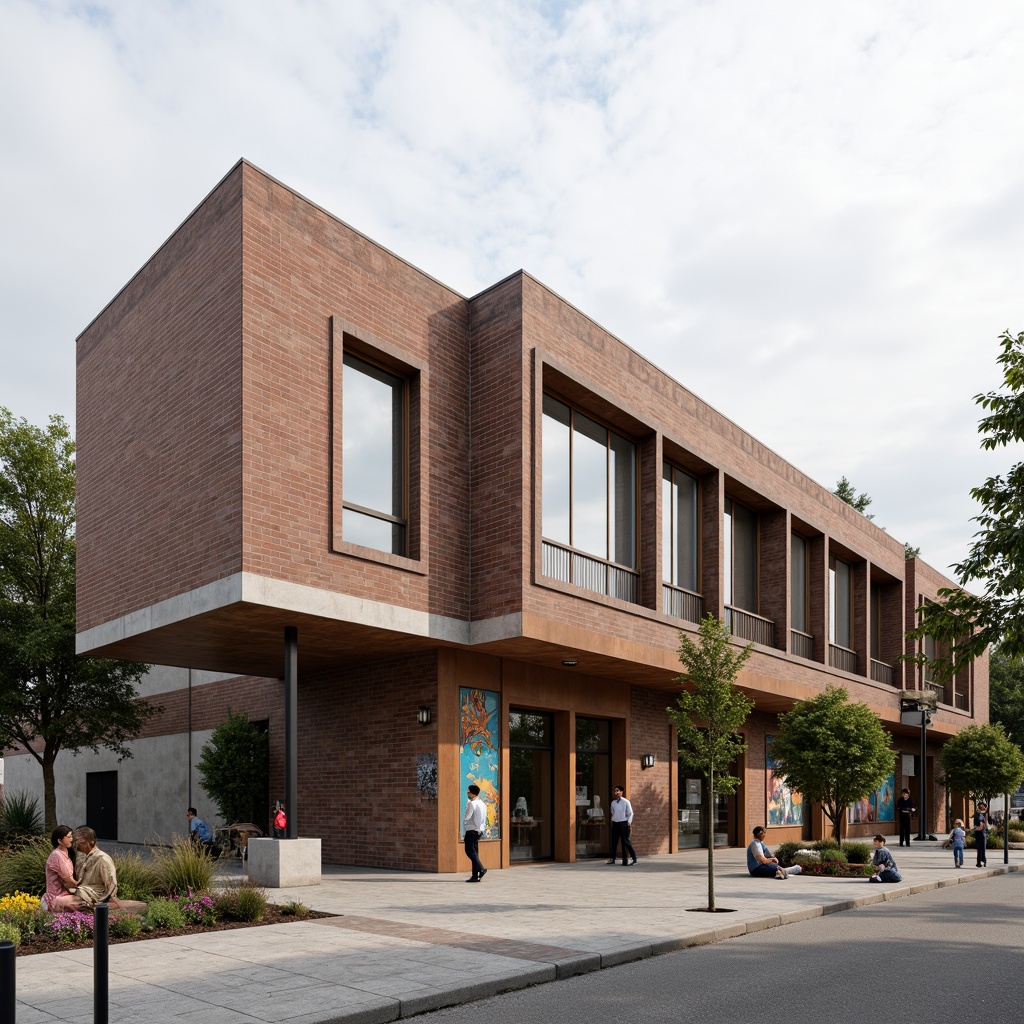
[
  {"x1": 0, "y1": 891, "x2": 44, "y2": 936},
  {"x1": 155, "y1": 837, "x2": 219, "y2": 897},
  {"x1": 279, "y1": 901, "x2": 309, "y2": 918},
  {"x1": 112, "y1": 851, "x2": 160, "y2": 902},
  {"x1": 142, "y1": 898, "x2": 186, "y2": 930},
  {"x1": 773, "y1": 842, "x2": 803, "y2": 867},
  {"x1": 0, "y1": 921, "x2": 21, "y2": 947},
  {"x1": 49, "y1": 911, "x2": 94, "y2": 943},
  {"x1": 109, "y1": 915, "x2": 142, "y2": 939},
  {"x1": 216, "y1": 882, "x2": 268, "y2": 922},
  {"x1": 819, "y1": 847, "x2": 848, "y2": 865},
  {"x1": 0, "y1": 792, "x2": 44, "y2": 844},
  {"x1": 0, "y1": 837, "x2": 49, "y2": 897},
  {"x1": 841, "y1": 842, "x2": 872, "y2": 864},
  {"x1": 811, "y1": 838, "x2": 841, "y2": 853}
]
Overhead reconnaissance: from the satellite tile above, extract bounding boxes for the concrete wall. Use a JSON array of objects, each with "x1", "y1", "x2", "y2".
[{"x1": 3, "y1": 730, "x2": 216, "y2": 845}]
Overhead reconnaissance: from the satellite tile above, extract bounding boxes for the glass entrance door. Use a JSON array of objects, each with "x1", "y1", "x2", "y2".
[
  {"x1": 678, "y1": 767, "x2": 737, "y2": 848},
  {"x1": 575, "y1": 718, "x2": 611, "y2": 859},
  {"x1": 509, "y1": 710, "x2": 554, "y2": 861}
]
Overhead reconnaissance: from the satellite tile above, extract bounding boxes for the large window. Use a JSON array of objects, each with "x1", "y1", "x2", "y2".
[
  {"x1": 342, "y1": 352, "x2": 407, "y2": 555},
  {"x1": 542, "y1": 395, "x2": 637, "y2": 599},
  {"x1": 724, "y1": 498, "x2": 758, "y2": 612},
  {"x1": 663, "y1": 464, "x2": 699, "y2": 592},
  {"x1": 829, "y1": 555, "x2": 852, "y2": 648}
]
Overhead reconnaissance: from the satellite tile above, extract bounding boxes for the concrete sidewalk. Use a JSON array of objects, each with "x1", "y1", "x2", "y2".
[{"x1": 12, "y1": 843, "x2": 1021, "y2": 1024}]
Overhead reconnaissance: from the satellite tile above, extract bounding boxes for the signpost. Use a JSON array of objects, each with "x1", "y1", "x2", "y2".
[{"x1": 900, "y1": 690, "x2": 938, "y2": 841}]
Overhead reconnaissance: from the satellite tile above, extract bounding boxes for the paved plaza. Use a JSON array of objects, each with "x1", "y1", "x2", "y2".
[{"x1": 11, "y1": 842, "x2": 1020, "y2": 1024}]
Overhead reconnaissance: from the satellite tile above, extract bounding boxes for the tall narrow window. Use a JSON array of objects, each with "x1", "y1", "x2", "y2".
[
  {"x1": 725, "y1": 499, "x2": 758, "y2": 612},
  {"x1": 870, "y1": 586, "x2": 882, "y2": 660},
  {"x1": 542, "y1": 395, "x2": 638, "y2": 601},
  {"x1": 342, "y1": 353, "x2": 406, "y2": 555},
  {"x1": 829, "y1": 556, "x2": 851, "y2": 648},
  {"x1": 663, "y1": 464, "x2": 699, "y2": 591},
  {"x1": 791, "y1": 534, "x2": 808, "y2": 633},
  {"x1": 541, "y1": 395, "x2": 637, "y2": 568}
]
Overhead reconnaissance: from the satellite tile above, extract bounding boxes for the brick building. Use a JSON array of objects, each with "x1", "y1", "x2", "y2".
[{"x1": 64, "y1": 160, "x2": 985, "y2": 868}]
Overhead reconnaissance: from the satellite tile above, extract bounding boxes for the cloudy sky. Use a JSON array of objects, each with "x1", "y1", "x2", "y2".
[{"x1": 2, "y1": 0, "x2": 1023, "y2": 579}]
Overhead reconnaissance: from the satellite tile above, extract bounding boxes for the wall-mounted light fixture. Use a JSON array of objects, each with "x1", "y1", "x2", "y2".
[
  {"x1": 561, "y1": 659, "x2": 578, "y2": 667},
  {"x1": 640, "y1": 753, "x2": 656, "y2": 770},
  {"x1": 418, "y1": 706, "x2": 432, "y2": 726}
]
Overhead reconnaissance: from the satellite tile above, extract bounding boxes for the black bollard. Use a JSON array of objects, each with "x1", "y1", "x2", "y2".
[
  {"x1": 0, "y1": 940, "x2": 14, "y2": 1024},
  {"x1": 94, "y1": 903, "x2": 109, "y2": 1024}
]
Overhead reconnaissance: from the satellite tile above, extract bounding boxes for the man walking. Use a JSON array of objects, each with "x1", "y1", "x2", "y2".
[
  {"x1": 463, "y1": 784, "x2": 488, "y2": 882},
  {"x1": 895, "y1": 788, "x2": 916, "y2": 846},
  {"x1": 607, "y1": 785, "x2": 637, "y2": 865}
]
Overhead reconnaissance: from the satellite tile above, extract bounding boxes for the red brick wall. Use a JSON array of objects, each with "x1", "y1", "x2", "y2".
[
  {"x1": 77, "y1": 164, "x2": 245, "y2": 631},
  {"x1": 628, "y1": 687, "x2": 676, "y2": 856}
]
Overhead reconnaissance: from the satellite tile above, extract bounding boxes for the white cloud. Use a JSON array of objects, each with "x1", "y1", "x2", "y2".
[{"x1": 2, "y1": 0, "x2": 1024, "y2": 577}]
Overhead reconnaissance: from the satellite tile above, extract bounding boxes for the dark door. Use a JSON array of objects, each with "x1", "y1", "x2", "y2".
[{"x1": 86, "y1": 770, "x2": 118, "y2": 840}]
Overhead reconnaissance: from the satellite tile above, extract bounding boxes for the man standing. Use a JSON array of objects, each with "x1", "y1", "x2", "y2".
[
  {"x1": 607, "y1": 785, "x2": 637, "y2": 866},
  {"x1": 463, "y1": 784, "x2": 488, "y2": 882},
  {"x1": 186, "y1": 807, "x2": 213, "y2": 848},
  {"x1": 895, "y1": 788, "x2": 916, "y2": 846},
  {"x1": 973, "y1": 800, "x2": 989, "y2": 868}
]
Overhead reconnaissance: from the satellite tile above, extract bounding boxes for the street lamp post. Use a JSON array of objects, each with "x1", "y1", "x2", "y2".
[{"x1": 900, "y1": 690, "x2": 938, "y2": 841}]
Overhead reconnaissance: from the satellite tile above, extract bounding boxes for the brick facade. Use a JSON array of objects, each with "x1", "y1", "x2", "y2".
[{"x1": 72, "y1": 160, "x2": 987, "y2": 869}]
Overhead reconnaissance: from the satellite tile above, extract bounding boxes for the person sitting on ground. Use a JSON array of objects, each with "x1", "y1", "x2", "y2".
[
  {"x1": 747, "y1": 826, "x2": 802, "y2": 879},
  {"x1": 186, "y1": 806, "x2": 213, "y2": 848},
  {"x1": 72, "y1": 826, "x2": 120, "y2": 906},
  {"x1": 868, "y1": 834, "x2": 902, "y2": 883},
  {"x1": 42, "y1": 825, "x2": 80, "y2": 912}
]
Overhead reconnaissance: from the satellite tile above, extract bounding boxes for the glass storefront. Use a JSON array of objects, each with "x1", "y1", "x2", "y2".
[
  {"x1": 509, "y1": 710, "x2": 554, "y2": 861},
  {"x1": 678, "y1": 768, "x2": 736, "y2": 849},
  {"x1": 575, "y1": 718, "x2": 611, "y2": 859}
]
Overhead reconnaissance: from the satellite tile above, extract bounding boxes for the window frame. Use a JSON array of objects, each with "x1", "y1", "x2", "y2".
[
  {"x1": 724, "y1": 497, "x2": 759, "y2": 614},
  {"x1": 662, "y1": 462, "x2": 700, "y2": 593}
]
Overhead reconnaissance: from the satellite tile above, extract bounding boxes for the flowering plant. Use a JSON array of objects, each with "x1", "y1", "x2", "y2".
[
  {"x1": 172, "y1": 889, "x2": 217, "y2": 925},
  {"x1": 49, "y1": 911, "x2": 94, "y2": 942},
  {"x1": 0, "y1": 892, "x2": 41, "y2": 916}
]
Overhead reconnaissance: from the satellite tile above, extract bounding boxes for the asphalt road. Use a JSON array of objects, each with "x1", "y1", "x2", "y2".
[{"x1": 417, "y1": 872, "x2": 1024, "y2": 1024}]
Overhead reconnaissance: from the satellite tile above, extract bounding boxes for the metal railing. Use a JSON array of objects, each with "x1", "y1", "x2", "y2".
[
  {"x1": 829, "y1": 643, "x2": 858, "y2": 674},
  {"x1": 726, "y1": 605, "x2": 775, "y2": 646},
  {"x1": 542, "y1": 540, "x2": 639, "y2": 604},
  {"x1": 662, "y1": 583, "x2": 704, "y2": 624},
  {"x1": 870, "y1": 658, "x2": 894, "y2": 685},
  {"x1": 791, "y1": 629, "x2": 814, "y2": 661}
]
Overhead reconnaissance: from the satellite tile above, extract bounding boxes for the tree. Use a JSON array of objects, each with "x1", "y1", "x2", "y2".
[
  {"x1": 667, "y1": 615, "x2": 753, "y2": 911},
  {"x1": 904, "y1": 542, "x2": 921, "y2": 559},
  {"x1": 989, "y1": 647, "x2": 1024, "y2": 744},
  {"x1": 196, "y1": 711, "x2": 269, "y2": 824},
  {"x1": 940, "y1": 723, "x2": 1024, "y2": 805},
  {"x1": 911, "y1": 331, "x2": 1024, "y2": 673},
  {"x1": 769, "y1": 685, "x2": 893, "y2": 840},
  {"x1": 0, "y1": 408, "x2": 152, "y2": 829},
  {"x1": 833, "y1": 476, "x2": 874, "y2": 519}
]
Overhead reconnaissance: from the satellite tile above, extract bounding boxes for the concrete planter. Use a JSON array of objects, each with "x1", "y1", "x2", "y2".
[{"x1": 247, "y1": 837, "x2": 322, "y2": 887}]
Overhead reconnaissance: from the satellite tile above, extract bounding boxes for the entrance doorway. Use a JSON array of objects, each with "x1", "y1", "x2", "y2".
[
  {"x1": 86, "y1": 770, "x2": 118, "y2": 841},
  {"x1": 575, "y1": 717, "x2": 611, "y2": 859},
  {"x1": 678, "y1": 765, "x2": 737, "y2": 849},
  {"x1": 509, "y1": 710, "x2": 554, "y2": 861}
]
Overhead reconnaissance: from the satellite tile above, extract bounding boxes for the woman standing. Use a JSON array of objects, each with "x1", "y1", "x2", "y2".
[{"x1": 973, "y1": 801, "x2": 990, "y2": 867}]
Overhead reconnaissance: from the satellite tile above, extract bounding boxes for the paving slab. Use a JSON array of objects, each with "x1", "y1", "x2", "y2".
[{"x1": 9, "y1": 841, "x2": 1020, "y2": 1024}]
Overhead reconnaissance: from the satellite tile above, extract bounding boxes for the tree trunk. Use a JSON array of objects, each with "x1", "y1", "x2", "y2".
[
  {"x1": 706, "y1": 767, "x2": 715, "y2": 912},
  {"x1": 42, "y1": 751, "x2": 58, "y2": 832}
]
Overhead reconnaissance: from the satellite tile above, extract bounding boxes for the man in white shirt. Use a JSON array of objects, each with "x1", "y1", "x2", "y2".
[
  {"x1": 463, "y1": 784, "x2": 488, "y2": 882},
  {"x1": 608, "y1": 785, "x2": 637, "y2": 866}
]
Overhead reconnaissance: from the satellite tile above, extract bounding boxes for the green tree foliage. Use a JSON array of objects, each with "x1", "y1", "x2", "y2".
[
  {"x1": 940, "y1": 723, "x2": 1024, "y2": 804},
  {"x1": 667, "y1": 615, "x2": 754, "y2": 911},
  {"x1": 0, "y1": 408, "x2": 152, "y2": 829},
  {"x1": 833, "y1": 476, "x2": 874, "y2": 519},
  {"x1": 904, "y1": 542, "x2": 921, "y2": 559},
  {"x1": 770, "y1": 685, "x2": 893, "y2": 840},
  {"x1": 911, "y1": 331, "x2": 1024, "y2": 675},
  {"x1": 196, "y1": 711, "x2": 269, "y2": 824},
  {"x1": 989, "y1": 647, "x2": 1024, "y2": 743}
]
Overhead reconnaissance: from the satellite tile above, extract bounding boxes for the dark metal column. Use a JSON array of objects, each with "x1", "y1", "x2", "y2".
[{"x1": 285, "y1": 626, "x2": 298, "y2": 839}]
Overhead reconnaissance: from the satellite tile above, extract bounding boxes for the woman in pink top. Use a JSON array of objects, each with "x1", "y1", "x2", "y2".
[{"x1": 43, "y1": 824, "x2": 80, "y2": 911}]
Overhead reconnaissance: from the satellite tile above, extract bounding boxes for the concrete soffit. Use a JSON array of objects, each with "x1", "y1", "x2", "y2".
[{"x1": 75, "y1": 572, "x2": 524, "y2": 655}]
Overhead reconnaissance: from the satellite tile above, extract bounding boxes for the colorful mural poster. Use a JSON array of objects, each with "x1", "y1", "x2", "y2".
[
  {"x1": 459, "y1": 687, "x2": 500, "y2": 840},
  {"x1": 847, "y1": 773, "x2": 896, "y2": 824},
  {"x1": 766, "y1": 735, "x2": 803, "y2": 826}
]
